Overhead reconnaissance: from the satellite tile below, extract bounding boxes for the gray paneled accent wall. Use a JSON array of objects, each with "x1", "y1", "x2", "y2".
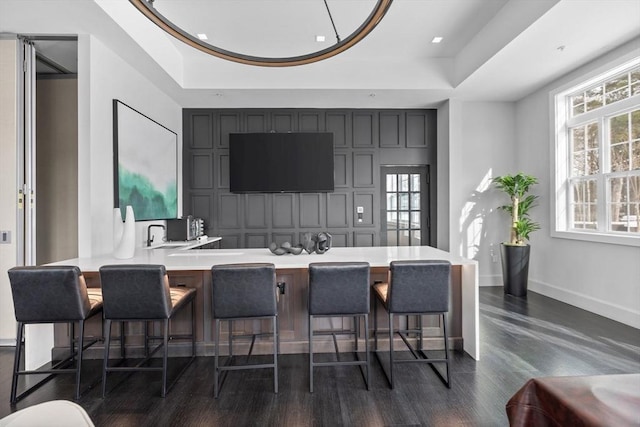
[{"x1": 182, "y1": 109, "x2": 436, "y2": 249}]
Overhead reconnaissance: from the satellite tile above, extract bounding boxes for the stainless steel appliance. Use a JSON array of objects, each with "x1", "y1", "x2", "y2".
[{"x1": 166, "y1": 216, "x2": 204, "y2": 241}]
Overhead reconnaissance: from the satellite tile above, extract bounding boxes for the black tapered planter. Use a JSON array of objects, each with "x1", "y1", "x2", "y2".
[{"x1": 500, "y1": 244, "x2": 530, "y2": 297}]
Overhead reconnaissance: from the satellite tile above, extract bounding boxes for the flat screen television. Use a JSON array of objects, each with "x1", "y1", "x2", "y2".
[{"x1": 229, "y1": 132, "x2": 334, "y2": 193}]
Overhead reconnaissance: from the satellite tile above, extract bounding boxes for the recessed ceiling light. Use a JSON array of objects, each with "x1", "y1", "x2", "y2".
[
  {"x1": 431, "y1": 36, "x2": 443, "y2": 44},
  {"x1": 197, "y1": 33, "x2": 208, "y2": 40},
  {"x1": 315, "y1": 35, "x2": 326, "y2": 42}
]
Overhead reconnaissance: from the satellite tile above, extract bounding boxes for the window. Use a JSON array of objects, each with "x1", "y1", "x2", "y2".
[{"x1": 554, "y1": 59, "x2": 640, "y2": 246}]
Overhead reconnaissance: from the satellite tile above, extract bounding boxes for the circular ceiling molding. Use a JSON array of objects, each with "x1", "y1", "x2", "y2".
[{"x1": 129, "y1": 0, "x2": 393, "y2": 67}]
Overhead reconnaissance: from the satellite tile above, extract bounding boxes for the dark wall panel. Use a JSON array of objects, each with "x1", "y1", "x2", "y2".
[
  {"x1": 326, "y1": 111, "x2": 350, "y2": 148},
  {"x1": 300, "y1": 193, "x2": 322, "y2": 228},
  {"x1": 354, "y1": 232, "x2": 375, "y2": 247},
  {"x1": 273, "y1": 194, "x2": 295, "y2": 228},
  {"x1": 246, "y1": 233, "x2": 268, "y2": 248},
  {"x1": 380, "y1": 111, "x2": 404, "y2": 148},
  {"x1": 328, "y1": 232, "x2": 349, "y2": 247},
  {"x1": 354, "y1": 192, "x2": 375, "y2": 227},
  {"x1": 183, "y1": 108, "x2": 436, "y2": 248},
  {"x1": 245, "y1": 194, "x2": 268, "y2": 228},
  {"x1": 190, "y1": 113, "x2": 213, "y2": 149},
  {"x1": 353, "y1": 152, "x2": 375, "y2": 188},
  {"x1": 218, "y1": 112, "x2": 241, "y2": 148},
  {"x1": 246, "y1": 112, "x2": 269, "y2": 132},
  {"x1": 353, "y1": 112, "x2": 376, "y2": 148},
  {"x1": 327, "y1": 193, "x2": 349, "y2": 228},
  {"x1": 216, "y1": 153, "x2": 230, "y2": 189},
  {"x1": 218, "y1": 194, "x2": 240, "y2": 229},
  {"x1": 299, "y1": 111, "x2": 323, "y2": 132},
  {"x1": 191, "y1": 154, "x2": 213, "y2": 189},
  {"x1": 191, "y1": 193, "x2": 213, "y2": 227},
  {"x1": 273, "y1": 111, "x2": 296, "y2": 132},
  {"x1": 407, "y1": 111, "x2": 428, "y2": 148},
  {"x1": 219, "y1": 232, "x2": 240, "y2": 249},
  {"x1": 334, "y1": 152, "x2": 349, "y2": 188}
]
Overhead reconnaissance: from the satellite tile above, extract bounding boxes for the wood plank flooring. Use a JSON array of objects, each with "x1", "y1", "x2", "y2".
[{"x1": 1, "y1": 287, "x2": 639, "y2": 426}]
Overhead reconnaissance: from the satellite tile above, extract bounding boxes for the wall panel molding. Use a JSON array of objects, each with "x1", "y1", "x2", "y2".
[
  {"x1": 334, "y1": 151, "x2": 350, "y2": 188},
  {"x1": 190, "y1": 153, "x2": 213, "y2": 189},
  {"x1": 273, "y1": 193, "x2": 296, "y2": 228},
  {"x1": 183, "y1": 109, "x2": 436, "y2": 248},
  {"x1": 300, "y1": 193, "x2": 323, "y2": 228},
  {"x1": 327, "y1": 193, "x2": 350, "y2": 228},
  {"x1": 353, "y1": 151, "x2": 376, "y2": 188},
  {"x1": 245, "y1": 194, "x2": 269, "y2": 228},
  {"x1": 190, "y1": 113, "x2": 213, "y2": 149}
]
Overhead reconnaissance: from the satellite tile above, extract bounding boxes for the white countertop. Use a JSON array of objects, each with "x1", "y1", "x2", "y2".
[
  {"x1": 48, "y1": 243, "x2": 481, "y2": 360},
  {"x1": 48, "y1": 244, "x2": 475, "y2": 271}
]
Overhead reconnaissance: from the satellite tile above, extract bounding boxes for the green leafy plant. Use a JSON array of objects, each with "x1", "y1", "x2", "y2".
[{"x1": 493, "y1": 173, "x2": 540, "y2": 245}]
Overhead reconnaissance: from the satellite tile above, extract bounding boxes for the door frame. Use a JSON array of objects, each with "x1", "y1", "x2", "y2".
[{"x1": 380, "y1": 165, "x2": 430, "y2": 247}]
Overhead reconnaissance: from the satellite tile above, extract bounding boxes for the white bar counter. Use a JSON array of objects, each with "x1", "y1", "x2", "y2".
[{"x1": 50, "y1": 245, "x2": 480, "y2": 360}]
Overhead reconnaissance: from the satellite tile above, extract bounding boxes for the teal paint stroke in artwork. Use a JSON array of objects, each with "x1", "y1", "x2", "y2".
[{"x1": 118, "y1": 165, "x2": 177, "y2": 220}]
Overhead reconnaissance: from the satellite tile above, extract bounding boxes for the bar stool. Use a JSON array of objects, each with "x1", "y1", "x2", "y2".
[
  {"x1": 308, "y1": 262, "x2": 370, "y2": 393},
  {"x1": 99, "y1": 264, "x2": 196, "y2": 398},
  {"x1": 7, "y1": 266, "x2": 103, "y2": 403},
  {"x1": 373, "y1": 260, "x2": 451, "y2": 389},
  {"x1": 211, "y1": 263, "x2": 278, "y2": 398}
]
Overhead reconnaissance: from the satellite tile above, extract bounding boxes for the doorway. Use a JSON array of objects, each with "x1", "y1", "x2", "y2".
[
  {"x1": 18, "y1": 36, "x2": 79, "y2": 265},
  {"x1": 14, "y1": 35, "x2": 78, "y2": 368},
  {"x1": 380, "y1": 166, "x2": 430, "y2": 246}
]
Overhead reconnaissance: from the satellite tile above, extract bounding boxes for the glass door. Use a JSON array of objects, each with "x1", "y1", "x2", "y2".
[{"x1": 381, "y1": 166, "x2": 429, "y2": 246}]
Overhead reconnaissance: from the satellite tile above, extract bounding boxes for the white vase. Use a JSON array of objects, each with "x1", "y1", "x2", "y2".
[{"x1": 113, "y1": 205, "x2": 135, "y2": 259}]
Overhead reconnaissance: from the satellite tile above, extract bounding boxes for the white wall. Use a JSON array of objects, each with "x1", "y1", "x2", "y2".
[
  {"x1": 447, "y1": 100, "x2": 516, "y2": 285},
  {"x1": 78, "y1": 35, "x2": 183, "y2": 257},
  {"x1": 516, "y1": 40, "x2": 640, "y2": 328},
  {"x1": 0, "y1": 38, "x2": 18, "y2": 344},
  {"x1": 436, "y1": 101, "x2": 451, "y2": 252}
]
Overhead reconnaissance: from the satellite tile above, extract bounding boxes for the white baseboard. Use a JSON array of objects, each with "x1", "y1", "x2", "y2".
[
  {"x1": 0, "y1": 339, "x2": 16, "y2": 347},
  {"x1": 529, "y1": 278, "x2": 640, "y2": 329},
  {"x1": 479, "y1": 274, "x2": 501, "y2": 287}
]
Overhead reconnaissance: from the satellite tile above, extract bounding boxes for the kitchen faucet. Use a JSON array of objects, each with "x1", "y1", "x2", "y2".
[{"x1": 146, "y1": 224, "x2": 166, "y2": 247}]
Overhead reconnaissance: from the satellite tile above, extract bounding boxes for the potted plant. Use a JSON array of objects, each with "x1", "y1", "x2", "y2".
[{"x1": 493, "y1": 173, "x2": 540, "y2": 296}]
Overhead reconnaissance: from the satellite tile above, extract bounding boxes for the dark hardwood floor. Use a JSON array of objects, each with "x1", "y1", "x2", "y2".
[{"x1": 1, "y1": 287, "x2": 639, "y2": 426}]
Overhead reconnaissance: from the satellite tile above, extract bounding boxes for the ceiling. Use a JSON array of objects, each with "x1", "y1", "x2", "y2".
[{"x1": 1, "y1": 0, "x2": 639, "y2": 108}]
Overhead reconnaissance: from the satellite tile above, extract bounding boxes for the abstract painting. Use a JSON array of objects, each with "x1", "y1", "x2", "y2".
[{"x1": 113, "y1": 99, "x2": 178, "y2": 221}]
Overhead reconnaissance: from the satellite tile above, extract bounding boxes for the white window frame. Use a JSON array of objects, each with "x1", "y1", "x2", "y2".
[{"x1": 551, "y1": 56, "x2": 640, "y2": 247}]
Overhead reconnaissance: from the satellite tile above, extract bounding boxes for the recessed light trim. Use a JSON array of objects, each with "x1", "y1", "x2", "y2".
[{"x1": 431, "y1": 36, "x2": 443, "y2": 44}]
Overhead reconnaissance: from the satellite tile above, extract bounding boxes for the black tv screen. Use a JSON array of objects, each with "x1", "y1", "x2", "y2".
[{"x1": 229, "y1": 133, "x2": 334, "y2": 193}]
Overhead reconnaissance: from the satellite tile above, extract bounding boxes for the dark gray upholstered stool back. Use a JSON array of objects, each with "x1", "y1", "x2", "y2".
[
  {"x1": 99, "y1": 264, "x2": 172, "y2": 319},
  {"x1": 8, "y1": 266, "x2": 93, "y2": 322},
  {"x1": 308, "y1": 262, "x2": 370, "y2": 316},
  {"x1": 99, "y1": 264, "x2": 196, "y2": 398},
  {"x1": 211, "y1": 263, "x2": 277, "y2": 319},
  {"x1": 388, "y1": 260, "x2": 450, "y2": 313},
  {"x1": 7, "y1": 265, "x2": 103, "y2": 403},
  {"x1": 307, "y1": 262, "x2": 371, "y2": 392}
]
